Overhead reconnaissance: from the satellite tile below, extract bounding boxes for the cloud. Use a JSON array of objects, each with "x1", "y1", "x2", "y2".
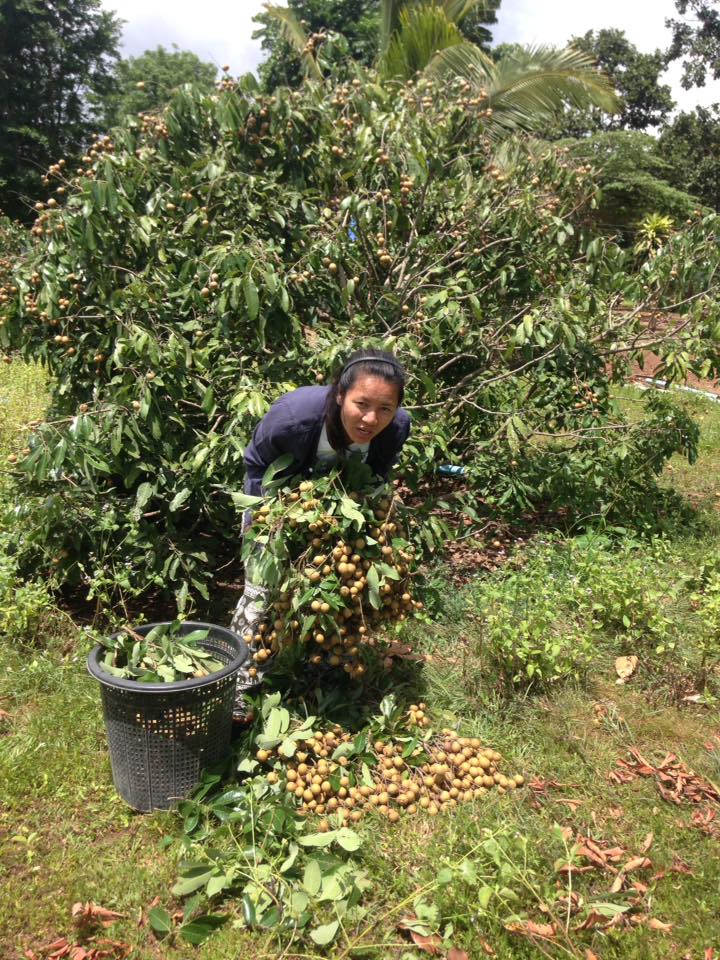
[{"x1": 103, "y1": 0, "x2": 266, "y2": 75}]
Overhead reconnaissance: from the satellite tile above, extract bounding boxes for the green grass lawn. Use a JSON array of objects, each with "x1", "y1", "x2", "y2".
[{"x1": 2, "y1": 366, "x2": 720, "y2": 960}]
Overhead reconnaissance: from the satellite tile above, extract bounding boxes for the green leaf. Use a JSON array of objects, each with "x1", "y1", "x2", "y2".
[
  {"x1": 169, "y1": 487, "x2": 192, "y2": 512},
  {"x1": 244, "y1": 274, "x2": 259, "y2": 320},
  {"x1": 478, "y1": 885, "x2": 493, "y2": 909},
  {"x1": 231, "y1": 492, "x2": 264, "y2": 509},
  {"x1": 172, "y1": 866, "x2": 215, "y2": 897},
  {"x1": 334, "y1": 827, "x2": 362, "y2": 852},
  {"x1": 339, "y1": 495, "x2": 365, "y2": 530},
  {"x1": 135, "y1": 482, "x2": 154, "y2": 510},
  {"x1": 298, "y1": 831, "x2": 337, "y2": 848},
  {"x1": 262, "y1": 452, "x2": 295, "y2": 485},
  {"x1": 206, "y1": 873, "x2": 229, "y2": 898},
  {"x1": 179, "y1": 914, "x2": 228, "y2": 945},
  {"x1": 590, "y1": 901, "x2": 631, "y2": 918},
  {"x1": 366, "y1": 565, "x2": 381, "y2": 609},
  {"x1": 278, "y1": 737, "x2": 297, "y2": 758},
  {"x1": 148, "y1": 906, "x2": 172, "y2": 937},
  {"x1": 173, "y1": 654, "x2": 194, "y2": 673},
  {"x1": 309, "y1": 919, "x2": 340, "y2": 946},
  {"x1": 303, "y1": 859, "x2": 322, "y2": 897}
]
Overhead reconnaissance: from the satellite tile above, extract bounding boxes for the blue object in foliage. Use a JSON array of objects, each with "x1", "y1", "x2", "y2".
[
  {"x1": 348, "y1": 217, "x2": 358, "y2": 242},
  {"x1": 438, "y1": 464, "x2": 466, "y2": 477}
]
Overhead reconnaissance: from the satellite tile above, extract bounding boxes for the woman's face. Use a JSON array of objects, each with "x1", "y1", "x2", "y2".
[{"x1": 338, "y1": 374, "x2": 400, "y2": 445}]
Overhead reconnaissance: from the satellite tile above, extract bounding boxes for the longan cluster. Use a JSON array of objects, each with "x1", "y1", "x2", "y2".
[
  {"x1": 244, "y1": 485, "x2": 420, "y2": 680},
  {"x1": 255, "y1": 721, "x2": 524, "y2": 826},
  {"x1": 137, "y1": 112, "x2": 169, "y2": 141},
  {"x1": 32, "y1": 137, "x2": 117, "y2": 239},
  {"x1": 572, "y1": 381, "x2": 603, "y2": 418}
]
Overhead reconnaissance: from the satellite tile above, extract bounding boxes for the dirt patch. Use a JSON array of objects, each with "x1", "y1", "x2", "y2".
[{"x1": 630, "y1": 350, "x2": 720, "y2": 398}]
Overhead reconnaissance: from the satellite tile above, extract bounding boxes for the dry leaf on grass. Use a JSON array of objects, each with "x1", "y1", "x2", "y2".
[
  {"x1": 615, "y1": 655, "x2": 639, "y2": 683},
  {"x1": 646, "y1": 918, "x2": 673, "y2": 933},
  {"x1": 505, "y1": 920, "x2": 557, "y2": 941},
  {"x1": 397, "y1": 917, "x2": 442, "y2": 955},
  {"x1": 692, "y1": 806, "x2": 720, "y2": 837},
  {"x1": 608, "y1": 748, "x2": 720, "y2": 806},
  {"x1": 24, "y1": 938, "x2": 129, "y2": 960},
  {"x1": 71, "y1": 903, "x2": 125, "y2": 928},
  {"x1": 385, "y1": 641, "x2": 425, "y2": 662},
  {"x1": 447, "y1": 949, "x2": 470, "y2": 960},
  {"x1": 408, "y1": 931, "x2": 443, "y2": 955}
]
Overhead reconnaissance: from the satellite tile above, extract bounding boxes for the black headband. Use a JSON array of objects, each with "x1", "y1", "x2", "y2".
[{"x1": 342, "y1": 356, "x2": 403, "y2": 376}]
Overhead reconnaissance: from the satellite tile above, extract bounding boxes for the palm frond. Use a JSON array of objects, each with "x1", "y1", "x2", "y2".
[
  {"x1": 427, "y1": 42, "x2": 620, "y2": 139},
  {"x1": 379, "y1": 0, "x2": 404, "y2": 57},
  {"x1": 442, "y1": 0, "x2": 490, "y2": 25},
  {"x1": 379, "y1": 5, "x2": 465, "y2": 82},
  {"x1": 263, "y1": 3, "x2": 322, "y2": 80}
]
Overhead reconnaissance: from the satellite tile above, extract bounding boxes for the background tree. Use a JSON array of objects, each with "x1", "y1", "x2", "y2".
[
  {"x1": 562, "y1": 131, "x2": 701, "y2": 239},
  {"x1": 665, "y1": 0, "x2": 720, "y2": 89},
  {"x1": 449, "y1": 0, "x2": 500, "y2": 50},
  {"x1": 0, "y1": 0, "x2": 121, "y2": 220},
  {"x1": 660, "y1": 104, "x2": 720, "y2": 210},
  {"x1": 98, "y1": 45, "x2": 217, "y2": 129},
  {"x1": 548, "y1": 29, "x2": 675, "y2": 138},
  {"x1": 253, "y1": 0, "x2": 379, "y2": 91}
]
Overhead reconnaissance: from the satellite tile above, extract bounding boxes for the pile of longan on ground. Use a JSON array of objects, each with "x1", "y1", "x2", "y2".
[
  {"x1": 255, "y1": 708, "x2": 524, "y2": 827},
  {"x1": 244, "y1": 483, "x2": 422, "y2": 681}
]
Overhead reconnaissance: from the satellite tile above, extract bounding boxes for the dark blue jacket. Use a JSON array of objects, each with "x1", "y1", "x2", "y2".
[{"x1": 244, "y1": 385, "x2": 411, "y2": 495}]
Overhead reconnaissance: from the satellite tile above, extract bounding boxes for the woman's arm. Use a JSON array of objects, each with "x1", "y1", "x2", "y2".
[{"x1": 243, "y1": 409, "x2": 296, "y2": 496}]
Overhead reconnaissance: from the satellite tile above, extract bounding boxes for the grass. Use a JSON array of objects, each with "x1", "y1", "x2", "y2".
[{"x1": 1, "y1": 365, "x2": 720, "y2": 959}]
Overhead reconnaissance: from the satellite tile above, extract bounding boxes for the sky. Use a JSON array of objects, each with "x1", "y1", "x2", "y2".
[{"x1": 101, "y1": 0, "x2": 720, "y2": 114}]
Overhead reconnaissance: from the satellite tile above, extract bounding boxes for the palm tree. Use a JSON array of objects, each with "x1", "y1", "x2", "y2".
[{"x1": 261, "y1": 0, "x2": 619, "y2": 137}]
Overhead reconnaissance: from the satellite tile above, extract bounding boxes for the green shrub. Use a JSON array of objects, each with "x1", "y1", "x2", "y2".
[{"x1": 1, "y1": 74, "x2": 718, "y2": 605}]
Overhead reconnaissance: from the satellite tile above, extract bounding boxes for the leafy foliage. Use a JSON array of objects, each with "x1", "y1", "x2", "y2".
[
  {"x1": 0, "y1": 0, "x2": 122, "y2": 220},
  {"x1": 660, "y1": 104, "x2": 720, "y2": 212},
  {"x1": 467, "y1": 535, "x2": 679, "y2": 691},
  {"x1": 426, "y1": 42, "x2": 618, "y2": 138},
  {"x1": 1, "y1": 75, "x2": 719, "y2": 607},
  {"x1": 561, "y1": 131, "x2": 703, "y2": 238},
  {"x1": 253, "y1": 0, "x2": 501, "y2": 92},
  {"x1": 98, "y1": 622, "x2": 222, "y2": 683}
]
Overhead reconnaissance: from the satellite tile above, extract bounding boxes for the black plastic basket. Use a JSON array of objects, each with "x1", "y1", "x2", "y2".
[{"x1": 87, "y1": 621, "x2": 247, "y2": 812}]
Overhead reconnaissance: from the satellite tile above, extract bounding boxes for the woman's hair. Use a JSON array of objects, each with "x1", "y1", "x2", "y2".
[{"x1": 324, "y1": 348, "x2": 405, "y2": 451}]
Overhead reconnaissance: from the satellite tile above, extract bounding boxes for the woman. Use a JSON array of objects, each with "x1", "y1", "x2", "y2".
[{"x1": 231, "y1": 348, "x2": 411, "y2": 690}]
